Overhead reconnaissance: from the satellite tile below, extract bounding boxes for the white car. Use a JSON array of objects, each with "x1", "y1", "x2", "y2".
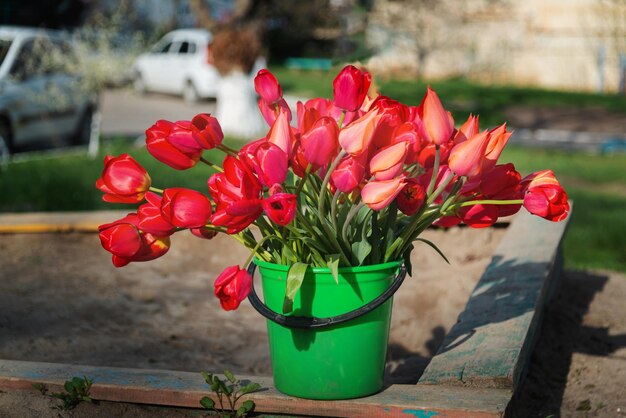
[
  {"x1": 0, "y1": 26, "x2": 97, "y2": 158},
  {"x1": 133, "y1": 29, "x2": 220, "y2": 102}
]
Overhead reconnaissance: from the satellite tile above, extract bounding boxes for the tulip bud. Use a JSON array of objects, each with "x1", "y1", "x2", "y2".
[
  {"x1": 214, "y1": 265, "x2": 253, "y2": 311},
  {"x1": 369, "y1": 141, "x2": 408, "y2": 181},
  {"x1": 161, "y1": 188, "x2": 213, "y2": 229},
  {"x1": 301, "y1": 116, "x2": 339, "y2": 166},
  {"x1": 259, "y1": 98, "x2": 292, "y2": 126},
  {"x1": 330, "y1": 154, "x2": 366, "y2": 193},
  {"x1": 333, "y1": 65, "x2": 372, "y2": 112},
  {"x1": 96, "y1": 154, "x2": 151, "y2": 203},
  {"x1": 417, "y1": 87, "x2": 455, "y2": 146},
  {"x1": 361, "y1": 176, "x2": 406, "y2": 211},
  {"x1": 191, "y1": 113, "x2": 224, "y2": 150},
  {"x1": 254, "y1": 69, "x2": 283, "y2": 104},
  {"x1": 481, "y1": 123, "x2": 512, "y2": 175},
  {"x1": 146, "y1": 119, "x2": 202, "y2": 170},
  {"x1": 453, "y1": 114, "x2": 480, "y2": 145},
  {"x1": 338, "y1": 109, "x2": 381, "y2": 156},
  {"x1": 448, "y1": 131, "x2": 490, "y2": 178},
  {"x1": 267, "y1": 109, "x2": 294, "y2": 157},
  {"x1": 137, "y1": 192, "x2": 177, "y2": 236}
]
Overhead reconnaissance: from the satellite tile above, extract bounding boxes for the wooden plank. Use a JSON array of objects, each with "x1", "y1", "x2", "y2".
[
  {"x1": 418, "y1": 208, "x2": 572, "y2": 389},
  {"x1": 0, "y1": 210, "x2": 127, "y2": 233},
  {"x1": 0, "y1": 359, "x2": 509, "y2": 417}
]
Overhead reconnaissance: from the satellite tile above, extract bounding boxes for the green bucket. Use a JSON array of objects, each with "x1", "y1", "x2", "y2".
[{"x1": 251, "y1": 259, "x2": 403, "y2": 400}]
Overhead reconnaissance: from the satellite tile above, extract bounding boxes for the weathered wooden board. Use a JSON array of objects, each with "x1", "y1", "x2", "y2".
[
  {"x1": 0, "y1": 359, "x2": 510, "y2": 418},
  {"x1": 418, "y1": 208, "x2": 571, "y2": 389}
]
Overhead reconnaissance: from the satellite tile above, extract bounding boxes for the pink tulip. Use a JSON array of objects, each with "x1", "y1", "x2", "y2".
[
  {"x1": 392, "y1": 122, "x2": 421, "y2": 163},
  {"x1": 267, "y1": 109, "x2": 294, "y2": 157},
  {"x1": 333, "y1": 65, "x2": 372, "y2": 112},
  {"x1": 297, "y1": 101, "x2": 322, "y2": 134},
  {"x1": 160, "y1": 188, "x2": 213, "y2": 229},
  {"x1": 301, "y1": 116, "x2": 339, "y2": 166},
  {"x1": 146, "y1": 119, "x2": 202, "y2": 170},
  {"x1": 361, "y1": 176, "x2": 406, "y2": 210},
  {"x1": 453, "y1": 114, "x2": 479, "y2": 145},
  {"x1": 481, "y1": 123, "x2": 512, "y2": 174},
  {"x1": 137, "y1": 192, "x2": 177, "y2": 236},
  {"x1": 448, "y1": 131, "x2": 490, "y2": 178},
  {"x1": 191, "y1": 113, "x2": 223, "y2": 150},
  {"x1": 258, "y1": 98, "x2": 292, "y2": 126},
  {"x1": 96, "y1": 154, "x2": 151, "y2": 203},
  {"x1": 417, "y1": 87, "x2": 455, "y2": 146},
  {"x1": 214, "y1": 265, "x2": 253, "y2": 311},
  {"x1": 338, "y1": 109, "x2": 381, "y2": 155},
  {"x1": 521, "y1": 170, "x2": 569, "y2": 222},
  {"x1": 262, "y1": 193, "x2": 297, "y2": 226},
  {"x1": 330, "y1": 154, "x2": 366, "y2": 193},
  {"x1": 396, "y1": 177, "x2": 427, "y2": 215},
  {"x1": 460, "y1": 204, "x2": 499, "y2": 228},
  {"x1": 480, "y1": 163, "x2": 521, "y2": 198},
  {"x1": 369, "y1": 141, "x2": 408, "y2": 181},
  {"x1": 254, "y1": 69, "x2": 282, "y2": 104}
]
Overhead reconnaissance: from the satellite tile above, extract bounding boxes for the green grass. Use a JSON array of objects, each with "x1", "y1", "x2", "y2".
[{"x1": 502, "y1": 146, "x2": 626, "y2": 273}]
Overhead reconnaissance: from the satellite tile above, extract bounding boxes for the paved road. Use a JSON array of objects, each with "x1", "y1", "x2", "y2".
[{"x1": 99, "y1": 89, "x2": 216, "y2": 138}]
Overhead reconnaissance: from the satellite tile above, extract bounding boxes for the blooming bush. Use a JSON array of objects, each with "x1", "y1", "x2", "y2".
[{"x1": 97, "y1": 65, "x2": 569, "y2": 311}]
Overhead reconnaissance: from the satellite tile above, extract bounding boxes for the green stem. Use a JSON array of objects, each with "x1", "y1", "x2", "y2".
[
  {"x1": 199, "y1": 157, "x2": 223, "y2": 172},
  {"x1": 331, "y1": 189, "x2": 341, "y2": 233},
  {"x1": 243, "y1": 234, "x2": 280, "y2": 267},
  {"x1": 341, "y1": 201, "x2": 365, "y2": 247},
  {"x1": 338, "y1": 111, "x2": 346, "y2": 129},
  {"x1": 426, "y1": 172, "x2": 455, "y2": 205},
  {"x1": 426, "y1": 146, "x2": 440, "y2": 196},
  {"x1": 458, "y1": 199, "x2": 524, "y2": 208},
  {"x1": 295, "y1": 164, "x2": 312, "y2": 197},
  {"x1": 318, "y1": 150, "x2": 347, "y2": 222},
  {"x1": 217, "y1": 144, "x2": 238, "y2": 157},
  {"x1": 148, "y1": 186, "x2": 163, "y2": 194}
]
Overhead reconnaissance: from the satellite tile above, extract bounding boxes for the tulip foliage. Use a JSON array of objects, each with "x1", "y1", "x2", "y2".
[{"x1": 97, "y1": 65, "x2": 570, "y2": 312}]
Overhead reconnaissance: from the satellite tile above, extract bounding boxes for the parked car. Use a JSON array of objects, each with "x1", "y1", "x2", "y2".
[
  {"x1": 0, "y1": 26, "x2": 97, "y2": 159},
  {"x1": 133, "y1": 29, "x2": 220, "y2": 102}
]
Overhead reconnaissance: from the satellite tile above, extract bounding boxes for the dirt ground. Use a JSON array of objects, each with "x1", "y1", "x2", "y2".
[{"x1": 0, "y1": 226, "x2": 625, "y2": 417}]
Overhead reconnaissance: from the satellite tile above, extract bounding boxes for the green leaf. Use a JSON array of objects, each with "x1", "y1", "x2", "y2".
[
  {"x1": 403, "y1": 244, "x2": 414, "y2": 277},
  {"x1": 64, "y1": 381, "x2": 75, "y2": 393},
  {"x1": 201, "y1": 371, "x2": 212, "y2": 384},
  {"x1": 351, "y1": 239, "x2": 372, "y2": 265},
  {"x1": 224, "y1": 370, "x2": 236, "y2": 384},
  {"x1": 236, "y1": 406, "x2": 247, "y2": 417},
  {"x1": 211, "y1": 376, "x2": 221, "y2": 392},
  {"x1": 242, "y1": 400, "x2": 255, "y2": 412},
  {"x1": 200, "y1": 396, "x2": 215, "y2": 410},
  {"x1": 240, "y1": 382, "x2": 261, "y2": 394},
  {"x1": 282, "y1": 262, "x2": 308, "y2": 314},
  {"x1": 415, "y1": 237, "x2": 450, "y2": 264},
  {"x1": 326, "y1": 256, "x2": 340, "y2": 284}
]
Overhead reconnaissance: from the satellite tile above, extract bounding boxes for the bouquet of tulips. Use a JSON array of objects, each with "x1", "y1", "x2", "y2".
[{"x1": 97, "y1": 65, "x2": 569, "y2": 312}]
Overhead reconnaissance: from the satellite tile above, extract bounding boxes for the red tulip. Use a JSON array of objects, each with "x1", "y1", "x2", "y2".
[
  {"x1": 417, "y1": 87, "x2": 455, "y2": 146},
  {"x1": 240, "y1": 139, "x2": 288, "y2": 187},
  {"x1": 160, "y1": 188, "x2": 213, "y2": 229},
  {"x1": 209, "y1": 156, "x2": 263, "y2": 234},
  {"x1": 98, "y1": 213, "x2": 170, "y2": 267},
  {"x1": 338, "y1": 109, "x2": 381, "y2": 155},
  {"x1": 214, "y1": 265, "x2": 253, "y2": 311},
  {"x1": 392, "y1": 122, "x2": 421, "y2": 163},
  {"x1": 448, "y1": 131, "x2": 490, "y2": 178},
  {"x1": 521, "y1": 170, "x2": 569, "y2": 222},
  {"x1": 190, "y1": 226, "x2": 218, "y2": 240},
  {"x1": 396, "y1": 177, "x2": 427, "y2": 216},
  {"x1": 459, "y1": 204, "x2": 499, "y2": 228},
  {"x1": 254, "y1": 69, "x2": 283, "y2": 104},
  {"x1": 330, "y1": 154, "x2": 366, "y2": 193},
  {"x1": 96, "y1": 154, "x2": 151, "y2": 203},
  {"x1": 190, "y1": 113, "x2": 223, "y2": 150},
  {"x1": 301, "y1": 116, "x2": 339, "y2": 166},
  {"x1": 137, "y1": 192, "x2": 177, "y2": 236},
  {"x1": 369, "y1": 141, "x2": 408, "y2": 181},
  {"x1": 145, "y1": 119, "x2": 202, "y2": 170},
  {"x1": 361, "y1": 176, "x2": 406, "y2": 210},
  {"x1": 263, "y1": 193, "x2": 297, "y2": 226},
  {"x1": 333, "y1": 65, "x2": 372, "y2": 112}
]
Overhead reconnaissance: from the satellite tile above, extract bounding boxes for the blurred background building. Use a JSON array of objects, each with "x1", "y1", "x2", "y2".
[{"x1": 0, "y1": 0, "x2": 624, "y2": 93}]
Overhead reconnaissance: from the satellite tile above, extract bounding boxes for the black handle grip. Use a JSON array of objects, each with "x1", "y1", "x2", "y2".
[{"x1": 246, "y1": 262, "x2": 406, "y2": 329}]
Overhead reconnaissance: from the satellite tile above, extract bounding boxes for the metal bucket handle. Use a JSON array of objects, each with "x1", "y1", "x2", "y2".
[{"x1": 246, "y1": 262, "x2": 407, "y2": 329}]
